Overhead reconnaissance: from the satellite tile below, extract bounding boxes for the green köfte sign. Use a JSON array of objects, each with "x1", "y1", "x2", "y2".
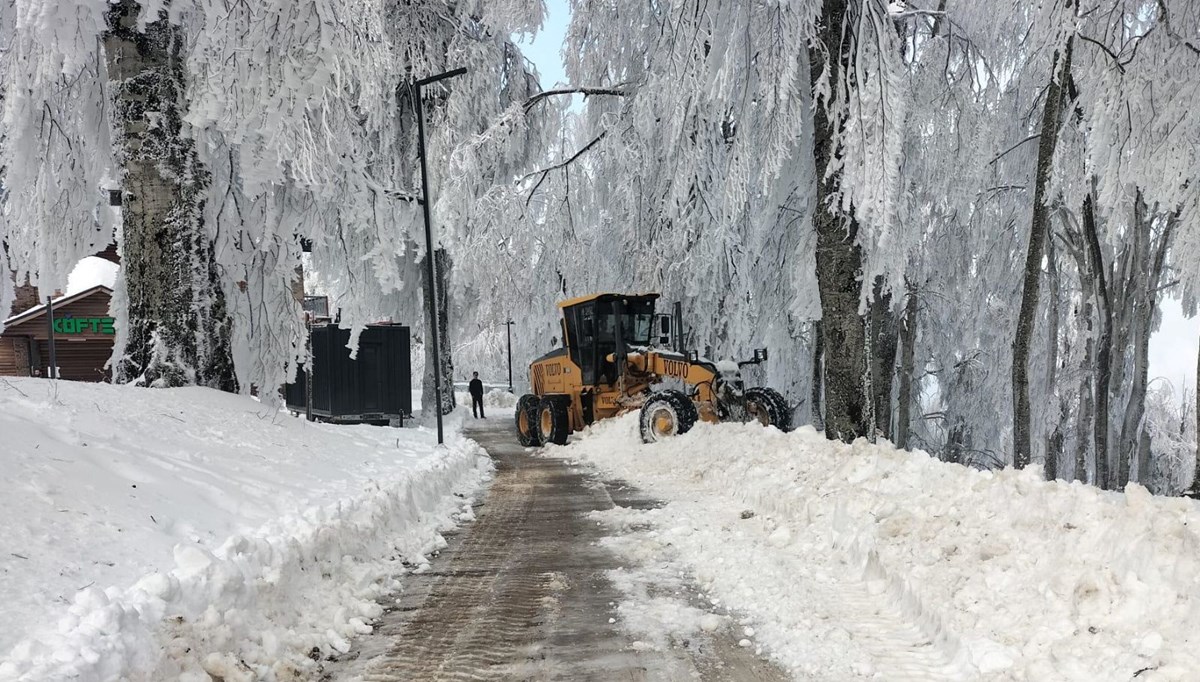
[{"x1": 53, "y1": 316, "x2": 116, "y2": 335}]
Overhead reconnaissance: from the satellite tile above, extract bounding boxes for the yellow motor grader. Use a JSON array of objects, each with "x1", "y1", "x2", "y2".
[{"x1": 515, "y1": 293, "x2": 793, "y2": 446}]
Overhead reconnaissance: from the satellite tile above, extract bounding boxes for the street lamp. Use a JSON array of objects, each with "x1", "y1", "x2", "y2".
[
  {"x1": 505, "y1": 319, "x2": 515, "y2": 393},
  {"x1": 413, "y1": 66, "x2": 466, "y2": 445}
]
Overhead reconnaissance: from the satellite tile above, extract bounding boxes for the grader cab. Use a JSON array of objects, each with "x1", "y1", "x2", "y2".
[{"x1": 515, "y1": 293, "x2": 793, "y2": 446}]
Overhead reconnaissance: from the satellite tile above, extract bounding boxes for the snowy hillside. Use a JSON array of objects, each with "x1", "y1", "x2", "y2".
[
  {"x1": 558, "y1": 417, "x2": 1200, "y2": 681},
  {"x1": 0, "y1": 378, "x2": 489, "y2": 680}
]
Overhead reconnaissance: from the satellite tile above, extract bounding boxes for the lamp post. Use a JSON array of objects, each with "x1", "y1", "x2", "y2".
[
  {"x1": 414, "y1": 66, "x2": 466, "y2": 445},
  {"x1": 505, "y1": 319, "x2": 515, "y2": 393}
]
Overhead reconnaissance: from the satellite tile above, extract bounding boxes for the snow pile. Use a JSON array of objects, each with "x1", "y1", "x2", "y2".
[
  {"x1": 0, "y1": 378, "x2": 490, "y2": 681},
  {"x1": 482, "y1": 388, "x2": 519, "y2": 409},
  {"x1": 560, "y1": 416, "x2": 1200, "y2": 681},
  {"x1": 65, "y1": 257, "x2": 119, "y2": 295},
  {"x1": 454, "y1": 388, "x2": 518, "y2": 410}
]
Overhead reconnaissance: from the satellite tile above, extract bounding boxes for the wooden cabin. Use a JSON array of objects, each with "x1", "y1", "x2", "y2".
[{"x1": 0, "y1": 285, "x2": 115, "y2": 382}]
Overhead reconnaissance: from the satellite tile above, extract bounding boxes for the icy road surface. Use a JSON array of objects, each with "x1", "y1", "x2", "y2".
[{"x1": 325, "y1": 420, "x2": 787, "y2": 681}]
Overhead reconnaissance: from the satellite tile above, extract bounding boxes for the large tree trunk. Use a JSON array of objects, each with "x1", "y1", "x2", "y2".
[
  {"x1": 1075, "y1": 294, "x2": 1096, "y2": 484},
  {"x1": 105, "y1": 1, "x2": 235, "y2": 390},
  {"x1": 1044, "y1": 237, "x2": 1062, "y2": 480},
  {"x1": 810, "y1": 0, "x2": 868, "y2": 443},
  {"x1": 869, "y1": 277, "x2": 898, "y2": 440},
  {"x1": 895, "y1": 278, "x2": 919, "y2": 450},
  {"x1": 421, "y1": 247, "x2": 456, "y2": 416},
  {"x1": 1082, "y1": 192, "x2": 1113, "y2": 489},
  {"x1": 811, "y1": 320, "x2": 825, "y2": 431},
  {"x1": 1119, "y1": 299, "x2": 1150, "y2": 488},
  {"x1": 1109, "y1": 197, "x2": 1143, "y2": 490},
  {"x1": 1012, "y1": 37, "x2": 1073, "y2": 468}
]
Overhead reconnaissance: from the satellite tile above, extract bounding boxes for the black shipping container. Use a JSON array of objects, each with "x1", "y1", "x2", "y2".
[{"x1": 285, "y1": 323, "x2": 412, "y2": 424}]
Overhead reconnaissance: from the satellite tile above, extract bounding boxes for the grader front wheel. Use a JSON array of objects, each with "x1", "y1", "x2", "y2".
[
  {"x1": 639, "y1": 389, "x2": 699, "y2": 443},
  {"x1": 745, "y1": 387, "x2": 793, "y2": 432}
]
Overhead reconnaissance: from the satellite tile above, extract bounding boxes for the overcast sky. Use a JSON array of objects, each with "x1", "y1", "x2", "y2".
[{"x1": 1150, "y1": 299, "x2": 1198, "y2": 399}]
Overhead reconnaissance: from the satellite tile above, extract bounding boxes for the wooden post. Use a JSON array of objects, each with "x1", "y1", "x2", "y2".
[{"x1": 46, "y1": 296, "x2": 58, "y2": 380}]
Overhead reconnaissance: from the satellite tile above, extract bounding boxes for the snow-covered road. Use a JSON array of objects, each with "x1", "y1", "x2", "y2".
[
  {"x1": 557, "y1": 415, "x2": 1200, "y2": 681},
  {"x1": 326, "y1": 420, "x2": 787, "y2": 681}
]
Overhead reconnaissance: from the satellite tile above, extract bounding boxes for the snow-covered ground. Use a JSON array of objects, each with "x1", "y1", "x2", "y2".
[
  {"x1": 0, "y1": 378, "x2": 489, "y2": 681},
  {"x1": 558, "y1": 415, "x2": 1200, "y2": 681}
]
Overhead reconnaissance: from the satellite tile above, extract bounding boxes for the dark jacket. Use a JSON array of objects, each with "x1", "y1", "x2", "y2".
[{"x1": 468, "y1": 378, "x2": 484, "y2": 398}]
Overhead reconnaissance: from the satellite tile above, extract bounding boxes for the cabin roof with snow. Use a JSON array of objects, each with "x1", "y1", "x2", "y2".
[
  {"x1": 2, "y1": 285, "x2": 114, "y2": 338},
  {"x1": 0, "y1": 285, "x2": 115, "y2": 382}
]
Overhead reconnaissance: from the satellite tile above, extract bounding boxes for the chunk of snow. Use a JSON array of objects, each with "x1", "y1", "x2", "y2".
[{"x1": 767, "y1": 526, "x2": 792, "y2": 548}]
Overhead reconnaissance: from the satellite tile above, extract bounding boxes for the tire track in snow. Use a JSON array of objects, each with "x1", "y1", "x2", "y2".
[
  {"x1": 326, "y1": 422, "x2": 788, "y2": 681},
  {"x1": 807, "y1": 561, "x2": 968, "y2": 680},
  {"x1": 353, "y1": 459, "x2": 546, "y2": 680}
]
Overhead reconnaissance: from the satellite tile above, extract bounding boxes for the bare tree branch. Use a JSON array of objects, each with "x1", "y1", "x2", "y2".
[
  {"x1": 524, "y1": 87, "x2": 627, "y2": 111},
  {"x1": 1078, "y1": 34, "x2": 1125, "y2": 73},
  {"x1": 980, "y1": 184, "x2": 1027, "y2": 196},
  {"x1": 522, "y1": 131, "x2": 609, "y2": 204},
  {"x1": 1156, "y1": 0, "x2": 1200, "y2": 57},
  {"x1": 988, "y1": 134, "x2": 1040, "y2": 166}
]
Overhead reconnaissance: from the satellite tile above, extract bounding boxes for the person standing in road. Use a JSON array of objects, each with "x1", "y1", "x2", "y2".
[{"x1": 469, "y1": 372, "x2": 485, "y2": 418}]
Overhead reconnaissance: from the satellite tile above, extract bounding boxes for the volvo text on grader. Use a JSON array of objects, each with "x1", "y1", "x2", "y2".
[{"x1": 514, "y1": 293, "x2": 794, "y2": 445}]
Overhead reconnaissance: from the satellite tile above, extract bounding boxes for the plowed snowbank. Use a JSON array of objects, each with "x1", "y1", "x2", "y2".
[
  {"x1": 560, "y1": 415, "x2": 1200, "y2": 681},
  {"x1": 0, "y1": 378, "x2": 489, "y2": 681}
]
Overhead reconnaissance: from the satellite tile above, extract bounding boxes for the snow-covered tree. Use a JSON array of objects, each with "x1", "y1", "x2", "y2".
[
  {"x1": 0, "y1": 0, "x2": 119, "y2": 326},
  {"x1": 3, "y1": 0, "x2": 1197, "y2": 496},
  {"x1": 2, "y1": 0, "x2": 549, "y2": 410},
  {"x1": 105, "y1": 0, "x2": 235, "y2": 389}
]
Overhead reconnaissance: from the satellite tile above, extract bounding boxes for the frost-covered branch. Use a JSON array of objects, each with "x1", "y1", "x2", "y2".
[
  {"x1": 988, "y1": 134, "x2": 1040, "y2": 166},
  {"x1": 523, "y1": 86, "x2": 626, "y2": 110},
  {"x1": 1155, "y1": 0, "x2": 1200, "y2": 57},
  {"x1": 520, "y1": 131, "x2": 607, "y2": 183}
]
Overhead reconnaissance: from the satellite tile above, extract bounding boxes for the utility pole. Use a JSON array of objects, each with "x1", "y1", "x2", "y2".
[
  {"x1": 413, "y1": 66, "x2": 466, "y2": 445},
  {"x1": 506, "y1": 319, "x2": 515, "y2": 392}
]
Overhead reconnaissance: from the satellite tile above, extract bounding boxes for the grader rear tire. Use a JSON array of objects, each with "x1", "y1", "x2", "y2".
[
  {"x1": 515, "y1": 394, "x2": 542, "y2": 447},
  {"x1": 639, "y1": 389, "x2": 699, "y2": 443},
  {"x1": 536, "y1": 395, "x2": 571, "y2": 446},
  {"x1": 745, "y1": 387, "x2": 793, "y2": 432}
]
